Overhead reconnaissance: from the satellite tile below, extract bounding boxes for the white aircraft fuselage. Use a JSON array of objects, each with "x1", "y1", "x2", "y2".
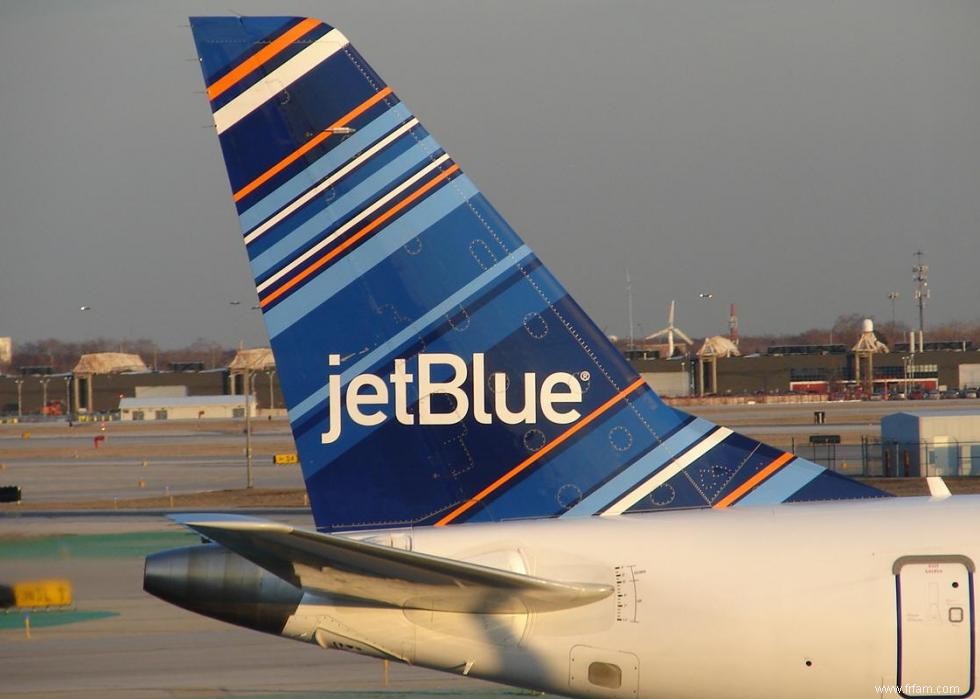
[{"x1": 277, "y1": 496, "x2": 977, "y2": 699}]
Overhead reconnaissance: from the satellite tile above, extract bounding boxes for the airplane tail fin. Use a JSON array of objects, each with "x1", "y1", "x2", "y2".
[{"x1": 188, "y1": 16, "x2": 888, "y2": 532}]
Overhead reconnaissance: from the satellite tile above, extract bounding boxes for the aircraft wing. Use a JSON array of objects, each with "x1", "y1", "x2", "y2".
[{"x1": 171, "y1": 514, "x2": 612, "y2": 614}]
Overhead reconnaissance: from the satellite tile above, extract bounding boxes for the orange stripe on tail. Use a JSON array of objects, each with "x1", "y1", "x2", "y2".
[
  {"x1": 207, "y1": 18, "x2": 323, "y2": 101},
  {"x1": 233, "y1": 87, "x2": 394, "y2": 203},
  {"x1": 435, "y1": 377, "x2": 648, "y2": 526},
  {"x1": 713, "y1": 452, "x2": 795, "y2": 509},
  {"x1": 259, "y1": 163, "x2": 460, "y2": 308}
]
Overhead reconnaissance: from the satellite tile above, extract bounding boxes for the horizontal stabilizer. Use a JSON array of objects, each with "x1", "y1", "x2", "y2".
[
  {"x1": 927, "y1": 476, "x2": 952, "y2": 498},
  {"x1": 171, "y1": 514, "x2": 612, "y2": 614}
]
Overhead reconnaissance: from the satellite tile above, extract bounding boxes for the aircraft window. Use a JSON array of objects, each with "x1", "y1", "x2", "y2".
[{"x1": 588, "y1": 661, "x2": 622, "y2": 689}]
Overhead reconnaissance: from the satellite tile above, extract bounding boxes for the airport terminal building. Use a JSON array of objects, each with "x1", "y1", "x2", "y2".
[
  {"x1": 1, "y1": 341, "x2": 979, "y2": 420},
  {"x1": 631, "y1": 342, "x2": 980, "y2": 400},
  {"x1": 0, "y1": 349, "x2": 282, "y2": 420}
]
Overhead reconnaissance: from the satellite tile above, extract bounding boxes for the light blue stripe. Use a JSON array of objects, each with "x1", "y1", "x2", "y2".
[
  {"x1": 287, "y1": 244, "x2": 533, "y2": 424},
  {"x1": 239, "y1": 104, "x2": 412, "y2": 233},
  {"x1": 252, "y1": 136, "x2": 441, "y2": 278},
  {"x1": 735, "y1": 458, "x2": 823, "y2": 506},
  {"x1": 561, "y1": 417, "x2": 716, "y2": 518},
  {"x1": 266, "y1": 176, "x2": 479, "y2": 339}
]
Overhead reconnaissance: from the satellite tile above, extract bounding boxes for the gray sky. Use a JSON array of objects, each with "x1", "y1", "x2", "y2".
[{"x1": 1, "y1": 1, "x2": 978, "y2": 348}]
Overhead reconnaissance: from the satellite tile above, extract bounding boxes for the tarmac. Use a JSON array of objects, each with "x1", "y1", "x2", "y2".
[
  {"x1": 0, "y1": 520, "x2": 531, "y2": 699},
  {"x1": 0, "y1": 420, "x2": 533, "y2": 698}
]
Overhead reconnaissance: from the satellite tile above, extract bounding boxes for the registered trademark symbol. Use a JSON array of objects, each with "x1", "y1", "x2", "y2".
[{"x1": 580, "y1": 371, "x2": 591, "y2": 381}]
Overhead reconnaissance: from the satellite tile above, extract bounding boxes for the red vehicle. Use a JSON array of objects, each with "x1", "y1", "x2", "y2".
[{"x1": 41, "y1": 400, "x2": 65, "y2": 416}]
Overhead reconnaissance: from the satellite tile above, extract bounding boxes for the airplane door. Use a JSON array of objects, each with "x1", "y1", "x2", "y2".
[{"x1": 895, "y1": 556, "x2": 974, "y2": 697}]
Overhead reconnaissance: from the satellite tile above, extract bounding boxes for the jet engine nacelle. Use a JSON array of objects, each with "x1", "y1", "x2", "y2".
[{"x1": 144, "y1": 544, "x2": 302, "y2": 635}]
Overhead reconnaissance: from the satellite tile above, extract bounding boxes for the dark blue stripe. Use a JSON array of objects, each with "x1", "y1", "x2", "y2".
[
  {"x1": 232, "y1": 97, "x2": 397, "y2": 216},
  {"x1": 785, "y1": 470, "x2": 892, "y2": 502},
  {"x1": 191, "y1": 16, "x2": 300, "y2": 85},
  {"x1": 217, "y1": 50, "x2": 389, "y2": 196}
]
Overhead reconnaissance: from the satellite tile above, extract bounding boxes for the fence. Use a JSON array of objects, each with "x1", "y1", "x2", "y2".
[
  {"x1": 868, "y1": 438, "x2": 980, "y2": 478},
  {"x1": 772, "y1": 437, "x2": 980, "y2": 477},
  {"x1": 748, "y1": 437, "x2": 980, "y2": 477}
]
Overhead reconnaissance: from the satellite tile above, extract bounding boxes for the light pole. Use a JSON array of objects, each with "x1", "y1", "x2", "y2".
[
  {"x1": 626, "y1": 269, "x2": 634, "y2": 351},
  {"x1": 63, "y1": 375, "x2": 72, "y2": 422},
  {"x1": 698, "y1": 292, "x2": 715, "y2": 341},
  {"x1": 228, "y1": 301, "x2": 264, "y2": 353},
  {"x1": 244, "y1": 369, "x2": 253, "y2": 489},
  {"x1": 39, "y1": 377, "x2": 50, "y2": 415},
  {"x1": 229, "y1": 301, "x2": 243, "y2": 350},
  {"x1": 265, "y1": 369, "x2": 276, "y2": 411},
  {"x1": 888, "y1": 292, "x2": 899, "y2": 327},
  {"x1": 902, "y1": 355, "x2": 911, "y2": 396},
  {"x1": 913, "y1": 251, "x2": 928, "y2": 335},
  {"x1": 14, "y1": 378, "x2": 23, "y2": 419}
]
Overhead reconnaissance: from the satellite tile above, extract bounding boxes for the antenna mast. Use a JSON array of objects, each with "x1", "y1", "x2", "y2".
[
  {"x1": 913, "y1": 250, "x2": 929, "y2": 336},
  {"x1": 626, "y1": 269, "x2": 634, "y2": 350},
  {"x1": 729, "y1": 303, "x2": 739, "y2": 346}
]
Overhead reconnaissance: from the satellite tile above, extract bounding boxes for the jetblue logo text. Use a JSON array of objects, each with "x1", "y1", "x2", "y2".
[{"x1": 322, "y1": 353, "x2": 583, "y2": 444}]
